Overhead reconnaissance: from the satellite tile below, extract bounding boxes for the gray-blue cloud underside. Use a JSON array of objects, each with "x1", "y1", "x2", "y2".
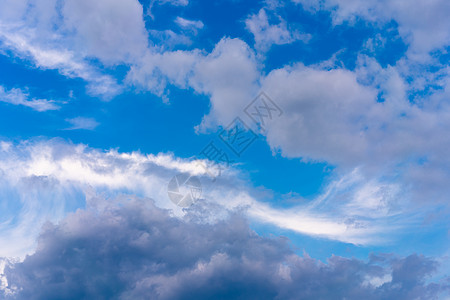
[{"x1": 1, "y1": 195, "x2": 448, "y2": 300}]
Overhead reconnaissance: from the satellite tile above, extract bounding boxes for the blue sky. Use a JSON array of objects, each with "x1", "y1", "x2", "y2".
[{"x1": 0, "y1": 0, "x2": 449, "y2": 298}]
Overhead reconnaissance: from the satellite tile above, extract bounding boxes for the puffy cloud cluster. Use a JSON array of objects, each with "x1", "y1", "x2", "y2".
[
  {"x1": 127, "y1": 37, "x2": 260, "y2": 121},
  {"x1": 0, "y1": 0, "x2": 147, "y2": 98},
  {"x1": 1, "y1": 194, "x2": 448, "y2": 299}
]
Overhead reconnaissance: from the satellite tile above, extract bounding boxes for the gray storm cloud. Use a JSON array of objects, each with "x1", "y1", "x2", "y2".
[{"x1": 1, "y1": 193, "x2": 448, "y2": 300}]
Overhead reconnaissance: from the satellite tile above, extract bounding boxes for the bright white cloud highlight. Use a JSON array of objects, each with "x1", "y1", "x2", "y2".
[{"x1": 0, "y1": 139, "x2": 435, "y2": 262}]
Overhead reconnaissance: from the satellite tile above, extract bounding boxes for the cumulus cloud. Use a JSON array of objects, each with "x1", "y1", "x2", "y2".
[
  {"x1": 0, "y1": 0, "x2": 148, "y2": 99},
  {"x1": 10, "y1": 0, "x2": 439, "y2": 246},
  {"x1": 0, "y1": 194, "x2": 448, "y2": 299},
  {"x1": 127, "y1": 37, "x2": 260, "y2": 109},
  {"x1": 189, "y1": 38, "x2": 260, "y2": 129},
  {"x1": 125, "y1": 27, "x2": 450, "y2": 188},
  {"x1": 261, "y1": 63, "x2": 377, "y2": 165},
  {"x1": 62, "y1": 0, "x2": 148, "y2": 64}
]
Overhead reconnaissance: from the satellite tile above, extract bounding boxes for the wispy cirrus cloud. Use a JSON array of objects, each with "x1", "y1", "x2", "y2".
[
  {"x1": 0, "y1": 85, "x2": 59, "y2": 112},
  {"x1": 175, "y1": 17, "x2": 204, "y2": 30},
  {"x1": 64, "y1": 117, "x2": 100, "y2": 131},
  {"x1": 0, "y1": 138, "x2": 442, "y2": 263}
]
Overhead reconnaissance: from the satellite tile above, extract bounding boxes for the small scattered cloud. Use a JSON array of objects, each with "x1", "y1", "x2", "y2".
[
  {"x1": 147, "y1": 0, "x2": 189, "y2": 19},
  {"x1": 175, "y1": 17, "x2": 204, "y2": 32},
  {"x1": 291, "y1": 0, "x2": 450, "y2": 57},
  {"x1": 245, "y1": 9, "x2": 311, "y2": 52},
  {"x1": 149, "y1": 29, "x2": 192, "y2": 48},
  {"x1": 64, "y1": 117, "x2": 99, "y2": 130},
  {"x1": 0, "y1": 85, "x2": 59, "y2": 112},
  {"x1": 155, "y1": 0, "x2": 189, "y2": 6}
]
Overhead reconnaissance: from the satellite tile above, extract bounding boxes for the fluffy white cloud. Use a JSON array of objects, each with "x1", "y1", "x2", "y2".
[
  {"x1": 0, "y1": 23, "x2": 120, "y2": 99},
  {"x1": 0, "y1": 0, "x2": 149, "y2": 99},
  {"x1": 62, "y1": 0, "x2": 148, "y2": 64},
  {"x1": 126, "y1": 49, "x2": 201, "y2": 99},
  {"x1": 261, "y1": 63, "x2": 377, "y2": 165},
  {"x1": 189, "y1": 38, "x2": 260, "y2": 129},
  {"x1": 118, "y1": 30, "x2": 450, "y2": 227},
  {"x1": 127, "y1": 38, "x2": 260, "y2": 112}
]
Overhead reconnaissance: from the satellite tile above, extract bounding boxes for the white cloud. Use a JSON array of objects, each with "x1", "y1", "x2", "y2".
[
  {"x1": 124, "y1": 28, "x2": 450, "y2": 220},
  {"x1": 0, "y1": 23, "x2": 121, "y2": 99},
  {"x1": 292, "y1": 0, "x2": 450, "y2": 57},
  {"x1": 261, "y1": 63, "x2": 377, "y2": 165},
  {"x1": 149, "y1": 29, "x2": 193, "y2": 48},
  {"x1": 175, "y1": 17, "x2": 204, "y2": 30},
  {"x1": 0, "y1": 0, "x2": 149, "y2": 99},
  {"x1": 127, "y1": 38, "x2": 260, "y2": 109},
  {"x1": 153, "y1": 0, "x2": 189, "y2": 6},
  {"x1": 62, "y1": 0, "x2": 148, "y2": 64},
  {"x1": 0, "y1": 139, "x2": 208, "y2": 258},
  {"x1": 146, "y1": 0, "x2": 189, "y2": 19},
  {"x1": 0, "y1": 139, "x2": 437, "y2": 262},
  {"x1": 126, "y1": 49, "x2": 201, "y2": 99},
  {"x1": 64, "y1": 117, "x2": 100, "y2": 130},
  {"x1": 0, "y1": 85, "x2": 59, "y2": 112},
  {"x1": 189, "y1": 38, "x2": 261, "y2": 129},
  {"x1": 245, "y1": 9, "x2": 311, "y2": 52},
  {"x1": 0, "y1": 0, "x2": 446, "y2": 260}
]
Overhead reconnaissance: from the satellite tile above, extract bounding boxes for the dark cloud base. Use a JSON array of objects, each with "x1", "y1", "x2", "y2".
[{"x1": 1, "y1": 196, "x2": 448, "y2": 300}]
